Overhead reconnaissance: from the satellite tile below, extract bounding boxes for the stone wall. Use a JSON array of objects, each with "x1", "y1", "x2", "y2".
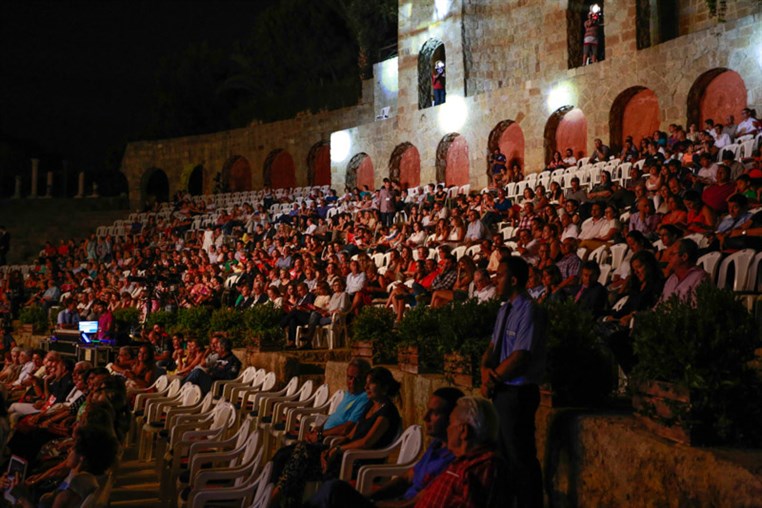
[
  {"x1": 121, "y1": 0, "x2": 762, "y2": 205},
  {"x1": 121, "y1": 81, "x2": 374, "y2": 209}
]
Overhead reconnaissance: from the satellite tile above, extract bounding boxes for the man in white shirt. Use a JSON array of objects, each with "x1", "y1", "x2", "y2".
[
  {"x1": 736, "y1": 108, "x2": 760, "y2": 137},
  {"x1": 470, "y1": 269, "x2": 497, "y2": 303},
  {"x1": 712, "y1": 124, "x2": 732, "y2": 149}
]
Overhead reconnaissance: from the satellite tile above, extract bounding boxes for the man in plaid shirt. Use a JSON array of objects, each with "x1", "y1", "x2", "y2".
[
  {"x1": 428, "y1": 255, "x2": 457, "y2": 292},
  {"x1": 415, "y1": 396, "x2": 507, "y2": 508}
]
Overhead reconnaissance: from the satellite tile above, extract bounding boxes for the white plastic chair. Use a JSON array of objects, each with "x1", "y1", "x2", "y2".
[
  {"x1": 139, "y1": 383, "x2": 202, "y2": 461},
  {"x1": 697, "y1": 251, "x2": 723, "y2": 283},
  {"x1": 216, "y1": 366, "x2": 261, "y2": 401},
  {"x1": 179, "y1": 431, "x2": 262, "y2": 507},
  {"x1": 744, "y1": 251, "x2": 762, "y2": 292},
  {"x1": 188, "y1": 462, "x2": 272, "y2": 508},
  {"x1": 598, "y1": 264, "x2": 612, "y2": 285},
  {"x1": 229, "y1": 371, "x2": 276, "y2": 410},
  {"x1": 341, "y1": 425, "x2": 423, "y2": 487},
  {"x1": 451, "y1": 245, "x2": 467, "y2": 261},
  {"x1": 588, "y1": 244, "x2": 609, "y2": 265},
  {"x1": 716, "y1": 249, "x2": 756, "y2": 291},
  {"x1": 609, "y1": 243, "x2": 629, "y2": 270}
]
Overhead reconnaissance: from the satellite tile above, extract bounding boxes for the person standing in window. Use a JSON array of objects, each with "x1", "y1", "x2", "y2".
[{"x1": 432, "y1": 61, "x2": 446, "y2": 106}]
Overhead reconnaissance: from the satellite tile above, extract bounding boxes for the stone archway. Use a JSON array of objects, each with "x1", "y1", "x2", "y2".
[
  {"x1": 221, "y1": 156, "x2": 252, "y2": 192},
  {"x1": 687, "y1": 68, "x2": 748, "y2": 130},
  {"x1": 140, "y1": 167, "x2": 169, "y2": 206},
  {"x1": 346, "y1": 153, "x2": 374, "y2": 191},
  {"x1": 418, "y1": 38, "x2": 445, "y2": 109},
  {"x1": 544, "y1": 106, "x2": 588, "y2": 164},
  {"x1": 307, "y1": 141, "x2": 331, "y2": 187},
  {"x1": 264, "y1": 149, "x2": 297, "y2": 189},
  {"x1": 609, "y1": 86, "x2": 660, "y2": 152},
  {"x1": 187, "y1": 164, "x2": 203, "y2": 196},
  {"x1": 487, "y1": 120, "x2": 525, "y2": 177},
  {"x1": 388, "y1": 142, "x2": 421, "y2": 189},
  {"x1": 436, "y1": 134, "x2": 470, "y2": 187}
]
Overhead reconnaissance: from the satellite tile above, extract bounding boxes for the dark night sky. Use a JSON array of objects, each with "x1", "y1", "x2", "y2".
[{"x1": 0, "y1": 0, "x2": 274, "y2": 172}]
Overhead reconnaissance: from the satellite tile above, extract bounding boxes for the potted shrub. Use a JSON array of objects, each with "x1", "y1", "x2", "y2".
[
  {"x1": 441, "y1": 300, "x2": 501, "y2": 388},
  {"x1": 173, "y1": 307, "x2": 211, "y2": 339},
  {"x1": 19, "y1": 305, "x2": 49, "y2": 334},
  {"x1": 395, "y1": 305, "x2": 445, "y2": 374},
  {"x1": 144, "y1": 310, "x2": 177, "y2": 334},
  {"x1": 632, "y1": 283, "x2": 762, "y2": 446},
  {"x1": 210, "y1": 307, "x2": 247, "y2": 347},
  {"x1": 243, "y1": 304, "x2": 286, "y2": 352},
  {"x1": 350, "y1": 306, "x2": 396, "y2": 364},
  {"x1": 542, "y1": 299, "x2": 613, "y2": 407}
]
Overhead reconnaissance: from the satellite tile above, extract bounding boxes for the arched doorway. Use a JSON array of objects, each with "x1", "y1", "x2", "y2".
[
  {"x1": 264, "y1": 149, "x2": 297, "y2": 189},
  {"x1": 307, "y1": 142, "x2": 331, "y2": 187},
  {"x1": 609, "y1": 87, "x2": 660, "y2": 151},
  {"x1": 388, "y1": 142, "x2": 421, "y2": 189},
  {"x1": 221, "y1": 156, "x2": 252, "y2": 193},
  {"x1": 487, "y1": 120, "x2": 525, "y2": 177},
  {"x1": 544, "y1": 106, "x2": 588, "y2": 164},
  {"x1": 188, "y1": 165, "x2": 203, "y2": 196},
  {"x1": 687, "y1": 69, "x2": 747, "y2": 130},
  {"x1": 140, "y1": 168, "x2": 169, "y2": 205},
  {"x1": 346, "y1": 153, "x2": 374, "y2": 191},
  {"x1": 436, "y1": 134, "x2": 470, "y2": 187},
  {"x1": 418, "y1": 39, "x2": 446, "y2": 109}
]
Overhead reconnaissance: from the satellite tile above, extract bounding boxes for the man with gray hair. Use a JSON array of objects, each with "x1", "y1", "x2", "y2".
[{"x1": 414, "y1": 396, "x2": 507, "y2": 507}]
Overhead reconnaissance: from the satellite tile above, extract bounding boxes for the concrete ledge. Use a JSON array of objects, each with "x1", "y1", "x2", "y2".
[{"x1": 324, "y1": 360, "x2": 762, "y2": 507}]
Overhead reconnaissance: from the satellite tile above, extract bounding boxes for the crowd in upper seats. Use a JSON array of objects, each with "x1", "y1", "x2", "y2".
[{"x1": 0, "y1": 109, "x2": 758, "y2": 353}]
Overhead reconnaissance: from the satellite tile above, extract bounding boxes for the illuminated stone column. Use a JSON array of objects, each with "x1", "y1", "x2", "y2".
[
  {"x1": 12, "y1": 175, "x2": 22, "y2": 199},
  {"x1": 75, "y1": 172, "x2": 85, "y2": 198},
  {"x1": 44, "y1": 171, "x2": 53, "y2": 198}
]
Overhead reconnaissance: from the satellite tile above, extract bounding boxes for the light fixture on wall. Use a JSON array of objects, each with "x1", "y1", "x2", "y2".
[
  {"x1": 434, "y1": 0, "x2": 451, "y2": 20},
  {"x1": 330, "y1": 131, "x2": 351, "y2": 163},
  {"x1": 437, "y1": 95, "x2": 468, "y2": 133},
  {"x1": 547, "y1": 82, "x2": 576, "y2": 114}
]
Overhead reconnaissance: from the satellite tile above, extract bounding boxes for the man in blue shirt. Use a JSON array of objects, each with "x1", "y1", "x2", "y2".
[
  {"x1": 481, "y1": 256, "x2": 546, "y2": 508},
  {"x1": 303, "y1": 358, "x2": 371, "y2": 442}
]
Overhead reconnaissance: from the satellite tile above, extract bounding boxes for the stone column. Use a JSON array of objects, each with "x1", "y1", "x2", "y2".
[
  {"x1": 75, "y1": 172, "x2": 85, "y2": 198},
  {"x1": 30, "y1": 158, "x2": 39, "y2": 198},
  {"x1": 44, "y1": 171, "x2": 53, "y2": 198},
  {"x1": 90, "y1": 182, "x2": 99, "y2": 198},
  {"x1": 12, "y1": 175, "x2": 22, "y2": 199}
]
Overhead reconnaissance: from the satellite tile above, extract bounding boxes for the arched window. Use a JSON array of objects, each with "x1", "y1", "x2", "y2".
[
  {"x1": 388, "y1": 142, "x2": 421, "y2": 189},
  {"x1": 307, "y1": 141, "x2": 331, "y2": 186},
  {"x1": 568, "y1": 0, "x2": 605, "y2": 68},
  {"x1": 609, "y1": 87, "x2": 660, "y2": 152},
  {"x1": 436, "y1": 134, "x2": 470, "y2": 186},
  {"x1": 141, "y1": 168, "x2": 169, "y2": 206},
  {"x1": 544, "y1": 107, "x2": 588, "y2": 164},
  {"x1": 418, "y1": 39, "x2": 446, "y2": 109},
  {"x1": 221, "y1": 156, "x2": 252, "y2": 192},
  {"x1": 346, "y1": 153, "x2": 374, "y2": 191},
  {"x1": 263, "y1": 149, "x2": 297, "y2": 189},
  {"x1": 687, "y1": 69, "x2": 748, "y2": 132}
]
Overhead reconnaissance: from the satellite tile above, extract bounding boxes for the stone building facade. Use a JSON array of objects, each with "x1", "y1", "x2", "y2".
[{"x1": 121, "y1": 0, "x2": 762, "y2": 208}]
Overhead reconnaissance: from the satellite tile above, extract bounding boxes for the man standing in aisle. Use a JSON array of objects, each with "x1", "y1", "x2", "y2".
[{"x1": 480, "y1": 256, "x2": 546, "y2": 508}]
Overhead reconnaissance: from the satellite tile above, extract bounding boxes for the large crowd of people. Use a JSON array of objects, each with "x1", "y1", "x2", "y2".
[{"x1": 0, "y1": 110, "x2": 759, "y2": 506}]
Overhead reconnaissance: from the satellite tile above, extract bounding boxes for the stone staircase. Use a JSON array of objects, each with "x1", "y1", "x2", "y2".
[{"x1": 110, "y1": 436, "x2": 164, "y2": 507}]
